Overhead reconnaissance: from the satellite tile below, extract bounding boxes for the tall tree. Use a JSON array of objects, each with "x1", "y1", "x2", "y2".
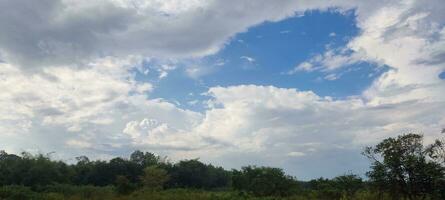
[
  {"x1": 130, "y1": 150, "x2": 160, "y2": 168},
  {"x1": 363, "y1": 133, "x2": 445, "y2": 200}
]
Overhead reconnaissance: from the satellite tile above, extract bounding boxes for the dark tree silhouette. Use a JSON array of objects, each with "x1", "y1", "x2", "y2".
[{"x1": 363, "y1": 133, "x2": 445, "y2": 200}]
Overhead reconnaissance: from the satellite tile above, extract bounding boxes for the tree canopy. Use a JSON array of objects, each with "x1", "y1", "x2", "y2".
[
  {"x1": 363, "y1": 133, "x2": 445, "y2": 200},
  {"x1": 1, "y1": 132, "x2": 445, "y2": 199}
]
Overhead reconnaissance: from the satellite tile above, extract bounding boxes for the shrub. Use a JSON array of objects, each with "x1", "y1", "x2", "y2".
[
  {"x1": 232, "y1": 166, "x2": 299, "y2": 197},
  {"x1": 141, "y1": 166, "x2": 170, "y2": 189}
]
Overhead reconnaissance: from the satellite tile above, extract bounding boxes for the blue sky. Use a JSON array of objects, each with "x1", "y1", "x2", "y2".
[
  {"x1": 0, "y1": 0, "x2": 444, "y2": 180},
  {"x1": 147, "y1": 10, "x2": 387, "y2": 112}
]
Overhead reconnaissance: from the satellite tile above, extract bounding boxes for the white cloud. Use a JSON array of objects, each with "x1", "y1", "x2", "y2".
[
  {"x1": 191, "y1": 84, "x2": 444, "y2": 177},
  {"x1": 290, "y1": 47, "x2": 371, "y2": 74},
  {"x1": 324, "y1": 73, "x2": 339, "y2": 81},
  {"x1": 287, "y1": 62, "x2": 314, "y2": 74},
  {"x1": 116, "y1": 84, "x2": 414, "y2": 174},
  {"x1": 157, "y1": 64, "x2": 177, "y2": 79},
  {"x1": 288, "y1": 152, "x2": 306, "y2": 157},
  {"x1": 358, "y1": 0, "x2": 445, "y2": 122},
  {"x1": 0, "y1": 58, "x2": 202, "y2": 158},
  {"x1": 240, "y1": 56, "x2": 256, "y2": 63},
  {"x1": 187, "y1": 100, "x2": 200, "y2": 106},
  {"x1": 184, "y1": 59, "x2": 225, "y2": 79},
  {"x1": 66, "y1": 139, "x2": 93, "y2": 149},
  {"x1": 123, "y1": 118, "x2": 204, "y2": 151},
  {"x1": 289, "y1": 0, "x2": 445, "y2": 105}
]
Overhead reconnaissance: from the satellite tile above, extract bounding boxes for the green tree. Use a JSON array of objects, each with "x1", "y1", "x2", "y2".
[
  {"x1": 141, "y1": 166, "x2": 170, "y2": 189},
  {"x1": 114, "y1": 175, "x2": 135, "y2": 195},
  {"x1": 363, "y1": 133, "x2": 445, "y2": 200},
  {"x1": 332, "y1": 174, "x2": 363, "y2": 199},
  {"x1": 168, "y1": 159, "x2": 230, "y2": 189},
  {"x1": 426, "y1": 129, "x2": 445, "y2": 165},
  {"x1": 130, "y1": 150, "x2": 160, "y2": 168},
  {"x1": 309, "y1": 177, "x2": 341, "y2": 199},
  {"x1": 232, "y1": 166, "x2": 298, "y2": 197}
]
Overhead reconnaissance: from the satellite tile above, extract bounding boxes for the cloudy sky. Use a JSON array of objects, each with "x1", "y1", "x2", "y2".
[{"x1": 1, "y1": 0, "x2": 444, "y2": 179}]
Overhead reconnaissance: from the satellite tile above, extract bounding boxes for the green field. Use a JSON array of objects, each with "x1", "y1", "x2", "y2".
[{"x1": 0, "y1": 185, "x2": 391, "y2": 200}]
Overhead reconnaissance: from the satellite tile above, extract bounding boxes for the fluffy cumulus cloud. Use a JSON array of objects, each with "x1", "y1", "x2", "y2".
[
  {"x1": 293, "y1": 0, "x2": 445, "y2": 106},
  {"x1": 117, "y1": 83, "x2": 444, "y2": 177},
  {"x1": 0, "y1": 0, "x2": 444, "y2": 178},
  {"x1": 189, "y1": 85, "x2": 444, "y2": 177},
  {"x1": 0, "y1": 57, "x2": 202, "y2": 159}
]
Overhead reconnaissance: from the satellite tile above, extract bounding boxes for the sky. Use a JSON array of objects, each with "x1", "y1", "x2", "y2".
[{"x1": 0, "y1": 0, "x2": 444, "y2": 180}]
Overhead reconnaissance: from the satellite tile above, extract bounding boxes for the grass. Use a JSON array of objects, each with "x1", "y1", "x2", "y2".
[{"x1": 0, "y1": 185, "x2": 390, "y2": 200}]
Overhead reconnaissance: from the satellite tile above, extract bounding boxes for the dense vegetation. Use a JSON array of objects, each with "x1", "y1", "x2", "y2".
[{"x1": 1, "y1": 132, "x2": 445, "y2": 200}]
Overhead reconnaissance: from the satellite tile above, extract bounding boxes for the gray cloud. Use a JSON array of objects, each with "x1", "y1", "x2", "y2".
[{"x1": 0, "y1": 0, "x2": 371, "y2": 70}]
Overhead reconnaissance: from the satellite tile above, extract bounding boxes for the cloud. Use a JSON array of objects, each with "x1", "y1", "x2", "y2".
[
  {"x1": 287, "y1": 62, "x2": 314, "y2": 74},
  {"x1": 287, "y1": 152, "x2": 306, "y2": 157},
  {"x1": 123, "y1": 118, "x2": 205, "y2": 151},
  {"x1": 240, "y1": 56, "x2": 256, "y2": 63},
  {"x1": 324, "y1": 73, "x2": 339, "y2": 81},
  {"x1": 0, "y1": 0, "x2": 361, "y2": 70},
  {"x1": 289, "y1": 47, "x2": 371, "y2": 74},
  {"x1": 157, "y1": 64, "x2": 177, "y2": 79},
  {"x1": 348, "y1": 0, "x2": 445, "y2": 106},
  {"x1": 289, "y1": 0, "x2": 445, "y2": 105},
  {"x1": 184, "y1": 58, "x2": 226, "y2": 79},
  {"x1": 0, "y1": 58, "x2": 202, "y2": 158},
  {"x1": 185, "y1": 85, "x2": 444, "y2": 178}
]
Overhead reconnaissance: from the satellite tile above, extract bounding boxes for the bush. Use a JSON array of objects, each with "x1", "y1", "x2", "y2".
[
  {"x1": 141, "y1": 166, "x2": 170, "y2": 189},
  {"x1": 0, "y1": 185, "x2": 42, "y2": 200},
  {"x1": 167, "y1": 159, "x2": 230, "y2": 189},
  {"x1": 232, "y1": 166, "x2": 299, "y2": 197},
  {"x1": 115, "y1": 175, "x2": 136, "y2": 195}
]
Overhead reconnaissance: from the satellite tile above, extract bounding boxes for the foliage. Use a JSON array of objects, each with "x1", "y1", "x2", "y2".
[
  {"x1": 0, "y1": 151, "x2": 71, "y2": 186},
  {"x1": 363, "y1": 133, "x2": 445, "y2": 200},
  {"x1": 167, "y1": 159, "x2": 231, "y2": 189},
  {"x1": 141, "y1": 166, "x2": 170, "y2": 189},
  {"x1": 115, "y1": 175, "x2": 136, "y2": 195},
  {"x1": 232, "y1": 166, "x2": 299, "y2": 197},
  {"x1": 130, "y1": 150, "x2": 162, "y2": 168},
  {"x1": 308, "y1": 174, "x2": 363, "y2": 199},
  {"x1": 0, "y1": 185, "x2": 42, "y2": 200},
  {"x1": 1, "y1": 132, "x2": 445, "y2": 199}
]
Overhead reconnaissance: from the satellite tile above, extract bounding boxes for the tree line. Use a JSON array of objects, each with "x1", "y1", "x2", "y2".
[{"x1": 1, "y1": 132, "x2": 445, "y2": 199}]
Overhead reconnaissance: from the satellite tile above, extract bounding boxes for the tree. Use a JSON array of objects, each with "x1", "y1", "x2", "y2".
[
  {"x1": 332, "y1": 174, "x2": 363, "y2": 199},
  {"x1": 232, "y1": 166, "x2": 298, "y2": 197},
  {"x1": 141, "y1": 166, "x2": 170, "y2": 189},
  {"x1": 0, "y1": 151, "x2": 21, "y2": 186},
  {"x1": 308, "y1": 178, "x2": 334, "y2": 197},
  {"x1": 130, "y1": 150, "x2": 160, "y2": 167},
  {"x1": 72, "y1": 156, "x2": 92, "y2": 185},
  {"x1": 168, "y1": 159, "x2": 230, "y2": 189},
  {"x1": 426, "y1": 130, "x2": 445, "y2": 165},
  {"x1": 75, "y1": 156, "x2": 90, "y2": 164},
  {"x1": 108, "y1": 157, "x2": 141, "y2": 182},
  {"x1": 114, "y1": 175, "x2": 135, "y2": 195},
  {"x1": 363, "y1": 133, "x2": 445, "y2": 200}
]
